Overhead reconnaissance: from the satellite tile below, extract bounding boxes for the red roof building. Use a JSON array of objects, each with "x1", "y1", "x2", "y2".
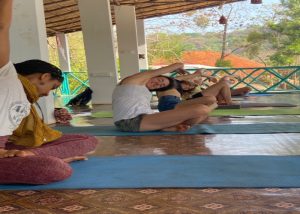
[{"x1": 152, "y1": 51, "x2": 265, "y2": 68}]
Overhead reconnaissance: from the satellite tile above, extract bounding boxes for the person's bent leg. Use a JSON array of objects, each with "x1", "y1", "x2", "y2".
[
  {"x1": 231, "y1": 87, "x2": 252, "y2": 96},
  {"x1": 5, "y1": 134, "x2": 99, "y2": 160},
  {"x1": 0, "y1": 156, "x2": 72, "y2": 184},
  {"x1": 201, "y1": 80, "x2": 233, "y2": 105},
  {"x1": 178, "y1": 95, "x2": 216, "y2": 107},
  {"x1": 140, "y1": 103, "x2": 215, "y2": 131}
]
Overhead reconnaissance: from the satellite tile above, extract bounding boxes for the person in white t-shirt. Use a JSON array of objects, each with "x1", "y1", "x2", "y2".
[
  {"x1": 112, "y1": 63, "x2": 218, "y2": 132},
  {"x1": 0, "y1": 0, "x2": 63, "y2": 158}
]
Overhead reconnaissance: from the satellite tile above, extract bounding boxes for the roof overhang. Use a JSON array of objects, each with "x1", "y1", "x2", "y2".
[{"x1": 44, "y1": 0, "x2": 244, "y2": 36}]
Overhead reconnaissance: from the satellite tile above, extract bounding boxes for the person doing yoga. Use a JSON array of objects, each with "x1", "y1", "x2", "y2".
[
  {"x1": 112, "y1": 63, "x2": 218, "y2": 132},
  {"x1": 177, "y1": 69, "x2": 251, "y2": 98},
  {"x1": 0, "y1": 0, "x2": 97, "y2": 184},
  {"x1": 156, "y1": 69, "x2": 244, "y2": 112}
]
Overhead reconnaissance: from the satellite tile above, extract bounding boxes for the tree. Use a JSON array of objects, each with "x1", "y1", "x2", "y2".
[
  {"x1": 146, "y1": 33, "x2": 195, "y2": 64},
  {"x1": 144, "y1": 2, "x2": 278, "y2": 67},
  {"x1": 247, "y1": 0, "x2": 300, "y2": 66},
  {"x1": 182, "y1": 2, "x2": 274, "y2": 67}
]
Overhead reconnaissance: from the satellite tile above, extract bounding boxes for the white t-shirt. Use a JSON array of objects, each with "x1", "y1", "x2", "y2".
[
  {"x1": 0, "y1": 61, "x2": 31, "y2": 136},
  {"x1": 112, "y1": 84, "x2": 154, "y2": 122}
]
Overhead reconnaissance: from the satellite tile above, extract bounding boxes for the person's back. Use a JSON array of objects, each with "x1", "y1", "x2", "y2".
[
  {"x1": 0, "y1": 0, "x2": 30, "y2": 136},
  {"x1": 0, "y1": 62, "x2": 31, "y2": 136},
  {"x1": 112, "y1": 84, "x2": 154, "y2": 123}
]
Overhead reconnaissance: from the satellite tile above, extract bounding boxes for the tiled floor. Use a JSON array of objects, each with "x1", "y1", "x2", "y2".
[{"x1": 1, "y1": 93, "x2": 300, "y2": 213}]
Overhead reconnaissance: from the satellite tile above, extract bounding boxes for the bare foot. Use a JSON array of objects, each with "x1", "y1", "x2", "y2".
[
  {"x1": 63, "y1": 156, "x2": 87, "y2": 163},
  {"x1": 208, "y1": 102, "x2": 218, "y2": 110},
  {"x1": 231, "y1": 87, "x2": 251, "y2": 96},
  {"x1": 85, "y1": 150, "x2": 96, "y2": 155},
  {"x1": 0, "y1": 149, "x2": 35, "y2": 158},
  {"x1": 161, "y1": 124, "x2": 191, "y2": 132}
]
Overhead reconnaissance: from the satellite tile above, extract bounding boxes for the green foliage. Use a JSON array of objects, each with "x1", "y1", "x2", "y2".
[
  {"x1": 48, "y1": 32, "x2": 89, "y2": 95},
  {"x1": 146, "y1": 33, "x2": 196, "y2": 64},
  {"x1": 267, "y1": 0, "x2": 300, "y2": 65},
  {"x1": 215, "y1": 59, "x2": 232, "y2": 67},
  {"x1": 48, "y1": 37, "x2": 59, "y2": 67},
  {"x1": 67, "y1": 32, "x2": 87, "y2": 72},
  {"x1": 247, "y1": 0, "x2": 300, "y2": 66}
]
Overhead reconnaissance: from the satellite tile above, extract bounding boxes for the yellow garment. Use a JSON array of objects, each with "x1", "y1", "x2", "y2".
[{"x1": 8, "y1": 75, "x2": 62, "y2": 147}]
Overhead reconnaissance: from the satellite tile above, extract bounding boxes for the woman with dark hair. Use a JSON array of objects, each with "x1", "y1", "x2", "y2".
[
  {"x1": 112, "y1": 63, "x2": 217, "y2": 132},
  {"x1": 13, "y1": 59, "x2": 64, "y2": 97},
  {"x1": 0, "y1": 0, "x2": 97, "y2": 185},
  {"x1": 156, "y1": 70, "x2": 239, "y2": 112}
]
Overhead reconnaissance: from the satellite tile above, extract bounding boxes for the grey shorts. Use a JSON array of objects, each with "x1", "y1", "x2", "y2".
[{"x1": 114, "y1": 114, "x2": 145, "y2": 132}]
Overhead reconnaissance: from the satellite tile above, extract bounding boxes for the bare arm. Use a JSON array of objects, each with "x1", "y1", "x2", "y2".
[
  {"x1": 176, "y1": 70, "x2": 202, "y2": 81},
  {"x1": 122, "y1": 63, "x2": 184, "y2": 84},
  {"x1": 145, "y1": 63, "x2": 184, "y2": 78},
  {"x1": 176, "y1": 69, "x2": 218, "y2": 84},
  {"x1": 0, "y1": 0, "x2": 12, "y2": 68}
]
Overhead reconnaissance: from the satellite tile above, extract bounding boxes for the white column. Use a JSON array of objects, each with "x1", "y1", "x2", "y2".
[
  {"x1": 56, "y1": 33, "x2": 71, "y2": 72},
  {"x1": 10, "y1": 0, "x2": 55, "y2": 124},
  {"x1": 137, "y1": 19, "x2": 149, "y2": 70},
  {"x1": 78, "y1": 0, "x2": 118, "y2": 104},
  {"x1": 115, "y1": 6, "x2": 140, "y2": 78}
]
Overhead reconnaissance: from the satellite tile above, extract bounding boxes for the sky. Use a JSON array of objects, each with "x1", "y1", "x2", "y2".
[{"x1": 144, "y1": 0, "x2": 282, "y2": 34}]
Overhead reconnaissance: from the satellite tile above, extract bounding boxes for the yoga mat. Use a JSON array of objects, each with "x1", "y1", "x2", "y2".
[
  {"x1": 211, "y1": 107, "x2": 300, "y2": 116},
  {"x1": 55, "y1": 123, "x2": 300, "y2": 136},
  {"x1": 91, "y1": 107, "x2": 299, "y2": 118},
  {"x1": 249, "y1": 93, "x2": 273, "y2": 96},
  {"x1": 92, "y1": 111, "x2": 113, "y2": 118},
  {"x1": 217, "y1": 104, "x2": 241, "y2": 109},
  {"x1": 240, "y1": 103, "x2": 297, "y2": 108},
  {"x1": 1, "y1": 155, "x2": 300, "y2": 190}
]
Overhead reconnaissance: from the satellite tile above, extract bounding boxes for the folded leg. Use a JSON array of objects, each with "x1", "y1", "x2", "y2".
[
  {"x1": 5, "y1": 134, "x2": 99, "y2": 159},
  {"x1": 0, "y1": 156, "x2": 72, "y2": 184}
]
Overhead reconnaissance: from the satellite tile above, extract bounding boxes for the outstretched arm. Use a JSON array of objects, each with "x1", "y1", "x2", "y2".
[
  {"x1": 177, "y1": 69, "x2": 218, "y2": 84},
  {"x1": 144, "y1": 63, "x2": 184, "y2": 78},
  {"x1": 0, "y1": 0, "x2": 13, "y2": 68},
  {"x1": 122, "y1": 63, "x2": 184, "y2": 84}
]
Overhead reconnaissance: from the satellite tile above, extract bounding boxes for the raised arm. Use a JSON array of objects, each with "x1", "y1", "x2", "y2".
[
  {"x1": 177, "y1": 69, "x2": 218, "y2": 83},
  {"x1": 122, "y1": 63, "x2": 184, "y2": 84},
  {"x1": 145, "y1": 63, "x2": 184, "y2": 78},
  {"x1": 176, "y1": 70, "x2": 203, "y2": 81},
  {"x1": 0, "y1": 0, "x2": 13, "y2": 68}
]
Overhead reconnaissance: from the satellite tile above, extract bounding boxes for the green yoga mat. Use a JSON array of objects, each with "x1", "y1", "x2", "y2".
[
  {"x1": 92, "y1": 111, "x2": 113, "y2": 118},
  {"x1": 91, "y1": 108, "x2": 300, "y2": 118},
  {"x1": 211, "y1": 107, "x2": 300, "y2": 116}
]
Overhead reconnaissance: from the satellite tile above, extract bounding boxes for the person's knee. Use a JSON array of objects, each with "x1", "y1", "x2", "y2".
[
  {"x1": 203, "y1": 96, "x2": 217, "y2": 105},
  {"x1": 218, "y1": 79, "x2": 229, "y2": 86},
  {"x1": 191, "y1": 104, "x2": 211, "y2": 116},
  {"x1": 0, "y1": 156, "x2": 72, "y2": 185},
  {"x1": 38, "y1": 156, "x2": 73, "y2": 184},
  {"x1": 35, "y1": 134, "x2": 99, "y2": 158}
]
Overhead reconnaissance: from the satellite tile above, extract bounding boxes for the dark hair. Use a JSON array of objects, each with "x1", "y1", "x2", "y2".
[
  {"x1": 180, "y1": 80, "x2": 197, "y2": 93},
  {"x1": 148, "y1": 76, "x2": 175, "y2": 92},
  {"x1": 149, "y1": 75, "x2": 186, "y2": 95},
  {"x1": 14, "y1": 59, "x2": 64, "y2": 83}
]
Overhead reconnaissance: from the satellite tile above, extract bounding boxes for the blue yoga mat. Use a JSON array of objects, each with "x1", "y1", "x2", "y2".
[
  {"x1": 1, "y1": 155, "x2": 300, "y2": 190},
  {"x1": 55, "y1": 123, "x2": 300, "y2": 136}
]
